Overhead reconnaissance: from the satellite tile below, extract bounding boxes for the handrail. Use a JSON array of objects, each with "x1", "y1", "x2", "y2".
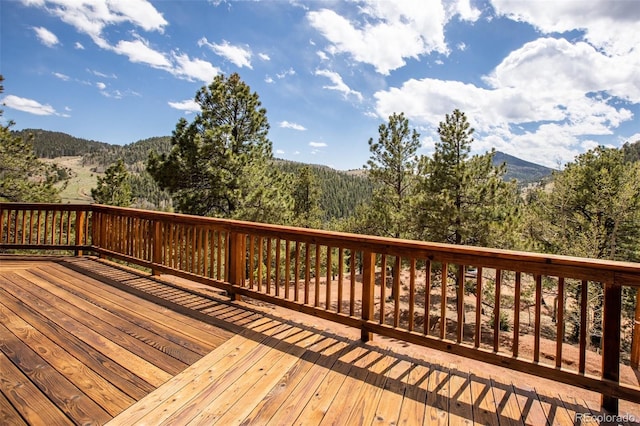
[{"x1": 1, "y1": 202, "x2": 639, "y2": 414}]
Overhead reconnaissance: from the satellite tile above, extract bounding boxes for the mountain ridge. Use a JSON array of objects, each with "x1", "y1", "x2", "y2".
[{"x1": 16, "y1": 128, "x2": 553, "y2": 183}]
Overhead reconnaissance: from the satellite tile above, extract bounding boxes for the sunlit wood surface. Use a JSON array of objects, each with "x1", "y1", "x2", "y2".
[{"x1": 0, "y1": 257, "x2": 623, "y2": 425}]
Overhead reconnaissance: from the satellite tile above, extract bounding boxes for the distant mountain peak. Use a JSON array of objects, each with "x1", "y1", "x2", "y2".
[{"x1": 492, "y1": 151, "x2": 553, "y2": 184}]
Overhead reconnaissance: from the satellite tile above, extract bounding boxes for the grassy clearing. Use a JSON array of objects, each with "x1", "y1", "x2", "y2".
[{"x1": 45, "y1": 156, "x2": 97, "y2": 204}]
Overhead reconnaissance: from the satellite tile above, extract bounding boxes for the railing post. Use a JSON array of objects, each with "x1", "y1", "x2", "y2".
[
  {"x1": 631, "y1": 293, "x2": 640, "y2": 369},
  {"x1": 74, "y1": 210, "x2": 85, "y2": 256},
  {"x1": 152, "y1": 221, "x2": 162, "y2": 276},
  {"x1": 361, "y1": 250, "x2": 376, "y2": 342},
  {"x1": 0, "y1": 204, "x2": 5, "y2": 244},
  {"x1": 601, "y1": 281, "x2": 622, "y2": 414},
  {"x1": 227, "y1": 232, "x2": 246, "y2": 301}
]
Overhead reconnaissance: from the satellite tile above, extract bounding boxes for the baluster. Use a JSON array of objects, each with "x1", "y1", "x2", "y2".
[
  {"x1": 556, "y1": 277, "x2": 565, "y2": 368},
  {"x1": 475, "y1": 267, "x2": 483, "y2": 348},
  {"x1": 513, "y1": 272, "x2": 521, "y2": 357},
  {"x1": 325, "y1": 246, "x2": 332, "y2": 310},
  {"x1": 494, "y1": 269, "x2": 502, "y2": 352},
  {"x1": 534, "y1": 275, "x2": 543, "y2": 363},
  {"x1": 408, "y1": 258, "x2": 416, "y2": 332},
  {"x1": 425, "y1": 260, "x2": 432, "y2": 336}
]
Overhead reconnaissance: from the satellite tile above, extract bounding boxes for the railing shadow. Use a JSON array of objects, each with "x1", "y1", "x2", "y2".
[{"x1": 60, "y1": 256, "x2": 628, "y2": 425}]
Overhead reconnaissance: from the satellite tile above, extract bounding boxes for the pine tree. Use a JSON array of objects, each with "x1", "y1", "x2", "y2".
[
  {"x1": 291, "y1": 166, "x2": 323, "y2": 228},
  {"x1": 416, "y1": 109, "x2": 517, "y2": 247},
  {"x1": 91, "y1": 158, "x2": 132, "y2": 207},
  {"x1": 524, "y1": 146, "x2": 640, "y2": 262},
  {"x1": 0, "y1": 76, "x2": 64, "y2": 202},
  {"x1": 147, "y1": 73, "x2": 291, "y2": 223},
  {"x1": 363, "y1": 112, "x2": 421, "y2": 239}
]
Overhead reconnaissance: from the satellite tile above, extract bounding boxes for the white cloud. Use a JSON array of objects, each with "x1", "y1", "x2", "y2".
[
  {"x1": 33, "y1": 26, "x2": 59, "y2": 47},
  {"x1": 75, "y1": 42, "x2": 84, "y2": 49},
  {"x1": 198, "y1": 38, "x2": 252, "y2": 68},
  {"x1": 276, "y1": 67, "x2": 296, "y2": 79},
  {"x1": 308, "y1": 0, "x2": 479, "y2": 75},
  {"x1": 2, "y1": 95, "x2": 56, "y2": 115},
  {"x1": 485, "y1": 38, "x2": 640, "y2": 103},
  {"x1": 625, "y1": 133, "x2": 640, "y2": 144},
  {"x1": 373, "y1": 35, "x2": 638, "y2": 167},
  {"x1": 96, "y1": 82, "x2": 106, "y2": 90},
  {"x1": 264, "y1": 76, "x2": 274, "y2": 84},
  {"x1": 315, "y1": 69, "x2": 363, "y2": 102},
  {"x1": 490, "y1": 0, "x2": 640, "y2": 56},
  {"x1": 279, "y1": 121, "x2": 307, "y2": 131},
  {"x1": 168, "y1": 99, "x2": 201, "y2": 112},
  {"x1": 171, "y1": 52, "x2": 220, "y2": 82},
  {"x1": 309, "y1": 141, "x2": 327, "y2": 148},
  {"x1": 449, "y1": 0, "x2": 482, "y2": 21},
  {"x1": 258, "y1": 52, "x2": 270, "y2": 61},
  {"x1": 112, "y1": 38, "x2": 171, "y2": 68},
  {"x1": 52, "y1": 72, "x2": 69, "y2": 81},
  {"x1": 88, "y1": 69, "x2": 116, "y2": 79},
  {"x1": 275, "y1": 149, "x2": 285, "y2": 155},
  {"x1": 23, "y1": 0, "x2": 167, "y2": 48}
]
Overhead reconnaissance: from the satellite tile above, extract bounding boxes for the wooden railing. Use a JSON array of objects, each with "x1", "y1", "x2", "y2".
[
  {"x1": 2, "y1": 203, "x2": 639, "y2": 414},
  {"x1": 0, "y1": 203, "x2": 91, "y2": 253}
]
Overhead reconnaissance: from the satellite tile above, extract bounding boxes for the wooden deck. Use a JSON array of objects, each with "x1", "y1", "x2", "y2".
[{"x1": 0, "y1": 257, "x2": 636, "y2": 425}]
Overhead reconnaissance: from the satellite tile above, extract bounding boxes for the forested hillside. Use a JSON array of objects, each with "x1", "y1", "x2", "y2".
[
  {"x1": 492, "y1": 151, "x2": 553, "y2": 183},
  {"x1": 13, "y1": 129, "x2": 111, "y2": 158},
  {"x1": 276, "y1": 160, "x2": 373, "y2": 220},
  {"x1": 82, "y1": 136, "x2": 172, "y2": 171},
  {"x1": 623, "y1": 139, "x2": 640, "y2": 162}
]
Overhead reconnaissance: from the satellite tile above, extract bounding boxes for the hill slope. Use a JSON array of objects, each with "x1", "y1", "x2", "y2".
[
  {"x1": 13, "y1": 129, "x2": 111, "y2": 158},
  {"x1": 493, "y1": 151, "x2": 554, "y2": 183}
]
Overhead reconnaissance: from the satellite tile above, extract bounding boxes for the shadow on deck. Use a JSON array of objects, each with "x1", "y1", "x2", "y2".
[{"x1": 0, "y1": 256, "x2": 637, "y2": 425}]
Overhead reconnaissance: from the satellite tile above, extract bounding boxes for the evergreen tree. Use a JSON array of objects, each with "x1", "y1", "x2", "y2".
[
  {"x1": 147, "y1": 73, "x2": 291, "y2": 223},
  {"x1": 416, "y1": 109, "x2": 516, "y2": 247},
  {"x1": 291, "y1": 166, "x2": 323, "y2": 228},
  {"x1": 363, "y1": 112, "x2": 420, "y2": 239},
  {"x1": 523, "y1": 146, "x2": 640, "y2": 262},
  {"x1": 91, "y1": 158, "x2": 132, "y2": 207},
  {"x1": 0, "y1": 76, "x2": 64, "y2": 202}
]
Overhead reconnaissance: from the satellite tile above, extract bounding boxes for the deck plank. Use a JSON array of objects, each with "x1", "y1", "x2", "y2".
[
  {"x1": 396, "y1": 363, "x2": 430, "y2": 425},
  {"x1": 469, "y1": 374, "x2": 500, "y2": 425},
  {"x1": 342, "y1": 349, "x2": 398, "y2": 425},
  {"x1": 35, "y1": 264, "x2": 223, "y2": 355},
  {"x1": 490, "y1": 380, "x2": 525, "y2": 425},
  {"x1": 447, "y1": 367, "x2": 473, "y2": 425},
  {"x1": 106, "y1": 333, "x2": 261, "y2": 426},
  {"x1": 0, "y1": 322, "x2": 112, "y2": 425},
  {"x1": 424, "y1": 366, "x2": 449, "y2": 425},
  {"x1": 0, "y1": 257, "x2": 612, "y2": 425},
  {"x1": 0, "y1": 283, "x2": 155, "y2": 399},
  {"x1": 0, "y1": 300, "x2": 135, "y2": 415},
  {"x1": 24, "y1": 267, "x2": 203, "y2": 365},
  {"x1": 0, "y1": 351, "x2": 71, "y2": 426},
  {"x1": 294, "y1": 344, "x2": 370, "y2": 425},
  {"x1": 0, "y1": 273, "x2": 173, "y2": 387},
  {"x1": 157, "y1": 322, "x2": 298, "y2": 425},
  {"x1": 238, "y1": 335, "x2": 341, "y2": 425},
  {"x1": 371, "y1": 356, "x2": 413, "y2": 425},
  {"x1": 320, "y1": 347, "x2": 391, "y2": 425},
  {"x1": 13, "y1": 269, "x2": 190, "y2": 375},
  {"x1": 207, "y1": 329, "x2": 320, "y2": 425},
  {"x1": 265, "y1": 340, "x2": 352, "y2": 425},
  {"x1": 0, "y1": 390, "x2": 28, "y2": 426}
]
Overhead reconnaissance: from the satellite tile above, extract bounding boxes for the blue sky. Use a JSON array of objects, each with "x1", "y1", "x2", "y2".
[{"x1": 2, "y1": 0, "x2": 639, "y2": 170}]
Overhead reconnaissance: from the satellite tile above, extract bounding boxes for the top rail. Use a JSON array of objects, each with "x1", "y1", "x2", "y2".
[{"x1": 1, "y1": 202, "x2": 639, "y2": 414}]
